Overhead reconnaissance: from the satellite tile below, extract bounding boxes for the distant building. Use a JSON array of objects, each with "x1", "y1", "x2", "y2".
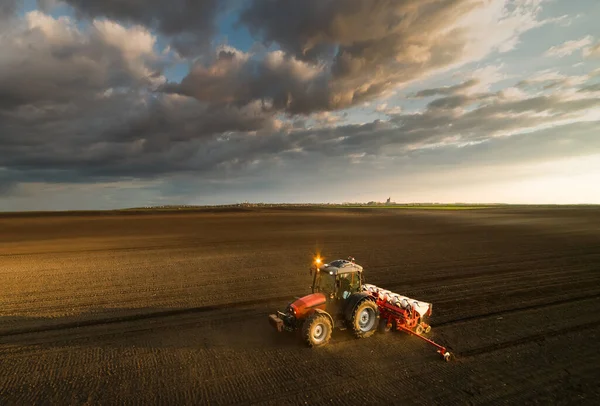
[{"x1": 386, "y1": 197, "x2": 391, "y2": 205}]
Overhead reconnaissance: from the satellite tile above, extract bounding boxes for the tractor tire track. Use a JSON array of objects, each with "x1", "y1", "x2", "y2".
[
  {"x1": 457, "y1": 320, "x2": 600, "y2": 358},
  {"x1": 434, "y1": 292, "x2": 600, "y2": 328}
]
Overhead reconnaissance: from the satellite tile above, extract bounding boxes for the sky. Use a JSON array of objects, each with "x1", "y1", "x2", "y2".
[{"x1": 0, "y1": 0, "x2": 599, "y2": 210}]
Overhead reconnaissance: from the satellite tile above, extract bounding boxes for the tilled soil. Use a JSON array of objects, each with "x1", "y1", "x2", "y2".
[{"x1": 1, "y1": 207, "x2": 599, "y2": 405}]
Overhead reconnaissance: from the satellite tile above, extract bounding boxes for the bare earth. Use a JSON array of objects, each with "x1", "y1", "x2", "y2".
[{"x1": 1, "y1": 207, "x2": 599, "y2": 405}]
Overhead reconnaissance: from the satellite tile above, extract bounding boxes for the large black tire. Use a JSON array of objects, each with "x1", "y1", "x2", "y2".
[
  {"x1": 350, "y1": 300, "x2": 379, "y2": 338},
  {"x1": 302, "y1": 313, "x2": 332, "y2": 347}
]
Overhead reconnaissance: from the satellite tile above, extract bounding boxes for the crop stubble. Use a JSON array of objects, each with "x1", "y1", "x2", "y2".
[{"x1": 1, "y1": 207, "x2": 599, "y2": 404}]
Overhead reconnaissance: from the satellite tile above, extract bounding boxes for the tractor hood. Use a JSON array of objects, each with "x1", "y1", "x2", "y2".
[{"x1": 290, "y1": 293, "x2": 327, "y2": 318}]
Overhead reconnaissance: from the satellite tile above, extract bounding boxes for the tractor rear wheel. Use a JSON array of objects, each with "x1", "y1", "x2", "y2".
[
  {"x1": 351, "y1": 300, "x2": 379, "y2": 338},
  {"x1": 302, "y1": 313, "x2": 332, "y2": 347}
]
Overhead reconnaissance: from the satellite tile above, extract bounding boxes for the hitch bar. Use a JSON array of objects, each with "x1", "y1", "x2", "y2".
[{"x1": 398, "y1": 325, "x2": 452, "y2": 362}]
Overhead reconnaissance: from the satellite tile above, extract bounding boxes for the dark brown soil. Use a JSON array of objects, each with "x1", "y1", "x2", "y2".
[{"x1": 1, "y1": 207, "x2": 599, "y2": 405}]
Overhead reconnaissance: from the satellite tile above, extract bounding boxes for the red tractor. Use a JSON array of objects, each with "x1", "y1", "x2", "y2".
[
  {"x1": 268, "y1": 257, "x2": 452, "y2": 361},
  {"x1": 269, "y1": 257, "x2": 379, "y2": 346}
]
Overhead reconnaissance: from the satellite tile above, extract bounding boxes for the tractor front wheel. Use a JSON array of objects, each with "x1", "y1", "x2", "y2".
[
  {"x1": 351, "y1": 300, "x2": 379, "y2": 338},
  {"x1": 302, "y1": 313, "x2": 332, "y2": 347}
]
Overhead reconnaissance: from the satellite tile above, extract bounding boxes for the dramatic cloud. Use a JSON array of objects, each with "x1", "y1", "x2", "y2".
[
  {"x1": 142, "y1": 75, "x2": 600, "y2": 179},
  {"x1": 163, "y1": 47, "x2": 332, "y2": 114},
  {"x1": 61, "y1": 0, "x2": 223, "y2": 56},
  {"x1": 209, "y1": 0, "x2": 549, "y2": 114},
  {"x1": 1, "y1": 1, "x2": 599, "y2": 209},
  {"x1": 0, "y1": 11, "x2": 277, "y2": 184},
  {"x1": 0, "y1": 11, "x2": 164, "y2": 111},
  {"x1": 0, "y1": 91, "x2": 279, "y2": 182},
  {"x1": 545, "y1": 36, "x2": 594, "y2": 58}
]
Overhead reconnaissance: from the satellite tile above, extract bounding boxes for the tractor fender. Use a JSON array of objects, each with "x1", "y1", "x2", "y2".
[
  {"x1": 344, "y1": 292, "x2": 375, "y2": 322},
  {"x1": 312, "y1": 309, "x2": 335, "y2": 328}
]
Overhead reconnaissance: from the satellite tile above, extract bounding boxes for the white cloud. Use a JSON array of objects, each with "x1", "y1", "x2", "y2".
[
  {"x1": 375, "y1": 103, "x2": 402, "y2": 116},
  {"x1": 499, "y1": 87, "x2": 529, "y2": 101},
  {"x1": 25, "y1": 10, "x2": 80, "y2": 46},
  {"x1": 311, "y1": 112, "x2": 341, "y2": 128},
  {"x1": 545, "y1": 35, "x2": 594, "y2": 58},
  {"x1": 1, "y1": 11, "x2": 166, "y2": 104},
  {"x1": 467, "y1": 65, "x2": 508, "y2": 93},
  {"x1": 450, "y1": 0, "x2": 545, "y2": 56},
  {"x1": 375, "y1": 103, "x2": 388, "y2": 113},
  {"x1": 92, "y1": 19, "x2": 165, "y2": 87},
  {"x1": 93, "y1": 20, "x2": 156, "y2": 58},
  {"x1": 583, "y1": 41, "x2": 600, "y2": 58},
  {"x1": 518, "y1": 69, "x2": 589, "y2": 95}
]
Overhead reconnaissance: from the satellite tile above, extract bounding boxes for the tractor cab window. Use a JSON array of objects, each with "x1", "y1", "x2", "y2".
[
  {"x1": 314, "y1": 272, "x2": 335, "y2": 296},
  {"x1": 336, "y1": 273, "x2": 354, "y2": 299},
  {"x1": 350, "y1": 272, "x2": 361, "y2": 291}
]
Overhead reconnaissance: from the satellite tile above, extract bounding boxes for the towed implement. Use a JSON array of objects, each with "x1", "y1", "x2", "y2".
[
  {"x1": 268, "y1": 256, "x2": 452, "y2": 361},
  {"x1": 363, "y1": 284, "x2": 452, "y2": 361}
]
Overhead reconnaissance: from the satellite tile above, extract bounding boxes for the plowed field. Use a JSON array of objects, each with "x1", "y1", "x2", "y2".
[{"x1": 1, "y1": 207, "x2": 599, "y2": 405}]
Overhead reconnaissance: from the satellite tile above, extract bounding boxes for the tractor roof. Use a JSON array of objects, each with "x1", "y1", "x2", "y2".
[{"x1": 320, "y1": 259, "x2": 363, "y2": 275}]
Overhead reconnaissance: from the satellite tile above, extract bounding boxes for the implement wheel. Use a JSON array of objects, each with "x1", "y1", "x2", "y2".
[
  {"x1": 443, "y1": 352, "x2": 452, "y2": 362},
  {"x1": 302, "y1": 313, "x2": 332, "y2": 347},
  {"x1": 351, "y1": 300, "x2": 379, "y2": 338}
]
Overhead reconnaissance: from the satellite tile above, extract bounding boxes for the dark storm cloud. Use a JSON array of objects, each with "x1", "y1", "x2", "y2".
[
  {"x1": 224, "y1": 90, "x2": 600, "y2": 165},
  {"x1": 2, "y1": 82, "x2": 600, "y2": 197},
  {"x1": 3, "y1": 7, "x2": 599, "y2": 183},
  {"x1": 239, "y1": 0, "x2": 459, "y2": 64},
  {"x1": 0, "y1": 92, "x2": 277, "y2": 181},
  {"x1": 112, "y1": 101, "x2": 273, "y2": 145},
  {"x1": 222, "y1": 0, "x2": 543, "y2": 114},
  {"x1": 0, "y1": 11, "x2": 283, "y2": 188},
  {"x1": 62, "y1": 0, "x2": 223, "y2": 56},
  {"x1": 1, "y1": 2, "x2": 597, "y2": 203},
  {"x1": 162, "y1": 0, "x2": 545, "y2": 115},
  {"x1": 162, "y1": 48, "x2": 332, "y2": 114}
]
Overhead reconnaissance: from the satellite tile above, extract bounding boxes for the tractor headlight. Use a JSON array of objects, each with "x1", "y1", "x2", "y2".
[{"x1": 287, "y1": 305, "x2": 296, "y2": 316}]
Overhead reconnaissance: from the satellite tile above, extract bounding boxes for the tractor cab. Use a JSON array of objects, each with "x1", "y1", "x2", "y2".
[{"x1": 311, "y1": 259, "x2": 364, "y2": 300}]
